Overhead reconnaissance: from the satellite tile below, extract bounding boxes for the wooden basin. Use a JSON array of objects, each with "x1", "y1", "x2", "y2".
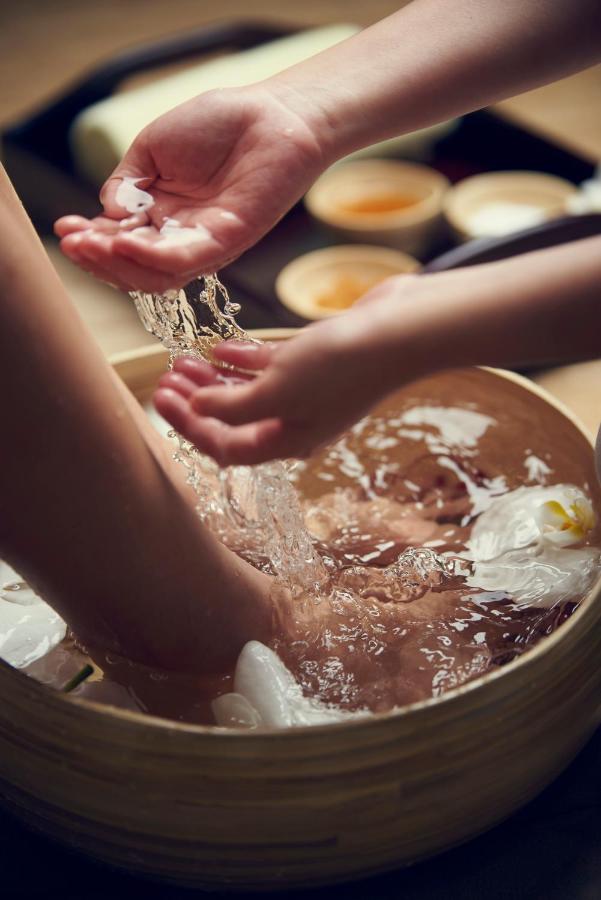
[{"x1": 0, "y1": 334, "x2": 599, "y2": 891}]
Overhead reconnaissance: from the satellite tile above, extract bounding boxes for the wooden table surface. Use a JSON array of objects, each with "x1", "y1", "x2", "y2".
[{"x1": 1, "y1": 0, "x2": 600, "y2": 435}]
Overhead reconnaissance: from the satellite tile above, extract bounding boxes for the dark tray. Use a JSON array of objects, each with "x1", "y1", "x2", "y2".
[{"x1": 3, "y1": 20, "x2": 600, "y2": 336}]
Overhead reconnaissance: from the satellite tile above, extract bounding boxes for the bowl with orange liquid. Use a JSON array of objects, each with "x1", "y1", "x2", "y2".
[
  {"x1": 304, "y1": 159, "x2": 450, "y2": 258},
  {"x1": 275, "y1": 244, "x2": 421, "y2": 320}
]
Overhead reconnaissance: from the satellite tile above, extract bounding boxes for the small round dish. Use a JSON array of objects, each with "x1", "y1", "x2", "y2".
[
  {"x1": 443, "y1": 171, "x2": 577, "y2": 242},
  {"x1": 275, "y1": 245, "x2": 421, "y2": 320},
  {"x1": 304, "y1": 159, "x2": 450, "y2": 258}
]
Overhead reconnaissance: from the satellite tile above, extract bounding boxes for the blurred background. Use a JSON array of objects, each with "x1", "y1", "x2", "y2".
[{"x1": 2, "y1": 1, "x2": 599, "y2": 160}]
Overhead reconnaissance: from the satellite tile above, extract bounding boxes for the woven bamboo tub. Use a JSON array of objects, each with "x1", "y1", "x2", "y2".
[{"x1": 0, "y1": 334, "x2": 599, "y2": 892}]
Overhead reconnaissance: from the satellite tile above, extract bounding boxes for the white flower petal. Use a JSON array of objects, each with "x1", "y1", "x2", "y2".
[
  {"x1": 218, "y1": 641, "x2": 372, "y2": 729},
  {"x1": 466, "y1": 485, "x2": 593, "y2": 561},
  {"x1": 468, "y1": 545, "x2": 600, "y2": 608},
  {"x1": 0, "y1": 560, "x2": 67, "y2": 668},
  {"x1": 211, "y1": 692, "x2": 262, "y2": 729}
]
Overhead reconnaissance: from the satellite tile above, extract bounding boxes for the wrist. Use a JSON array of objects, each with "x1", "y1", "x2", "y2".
[
  {"x1": 349, "y1": 275, "x2": 464, "y2": 384},
  {"x1": 326, "y1": 279, "x2": 427, "y2": 397},
  {"x1": 264, "y1": 74, "x2": 357, "y2": 167}
]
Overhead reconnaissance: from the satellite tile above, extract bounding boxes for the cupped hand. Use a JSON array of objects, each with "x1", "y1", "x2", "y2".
[
  {"x1": 55, "y1": 85, "x2": 329, "y2": 292},
  {"x1": 153, "y1": 278, "x2": 420, "y2": 465}
]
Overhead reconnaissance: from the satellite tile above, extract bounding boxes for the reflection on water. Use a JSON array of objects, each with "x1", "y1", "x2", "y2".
[{"x1": 14, "y1": 368, "x2": 601, "y2": 726}]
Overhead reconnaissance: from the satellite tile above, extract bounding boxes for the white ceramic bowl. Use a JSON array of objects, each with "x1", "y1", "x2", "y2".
[{"x1": 443, "y1": 171, "x2": 577, "y2": 242}]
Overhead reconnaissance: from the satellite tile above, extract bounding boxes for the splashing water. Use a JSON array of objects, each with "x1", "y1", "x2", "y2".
[
  {"x1": 129, "y1": 275, "x2": 457, "y2": 599},
  {"x1": 131, "y1": 275, "x2": 329, "y2": 594},
  {"x1": 10, "y1": 353, "x2": 601, "y2": 723},
  {"x1": 132, "y1": 274, "x2": 244, "y2": 359}
]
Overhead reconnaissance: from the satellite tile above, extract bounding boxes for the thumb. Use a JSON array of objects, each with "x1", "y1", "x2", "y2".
[
  {"x1": 212, "y1": 340, "x2": 276, "y2": 372},
  {"x1": 99, "y1": 136, "x2": 157, "y2": 220},
  {"x1": 190, "y1": 379, "x2": 278, "y2": 427}
]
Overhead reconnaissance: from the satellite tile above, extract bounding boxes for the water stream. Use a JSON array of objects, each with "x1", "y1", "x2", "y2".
[{"x1": 130, "y1": 274, "x2": 459, "y2": 600}]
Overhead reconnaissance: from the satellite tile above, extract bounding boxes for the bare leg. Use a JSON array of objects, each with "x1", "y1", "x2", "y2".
[{"x1": 0, "y1": 167, "x2": 281, "y2": 674}]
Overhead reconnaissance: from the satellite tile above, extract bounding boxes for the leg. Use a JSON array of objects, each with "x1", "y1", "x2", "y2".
[{"x1": 0, "y1": 166, "x2": 280, "y2": 674}]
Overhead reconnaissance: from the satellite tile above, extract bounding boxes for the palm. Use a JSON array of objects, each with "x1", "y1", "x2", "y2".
[{"x1": 55, "y1": 87, "x2": 326, "y2": 291}]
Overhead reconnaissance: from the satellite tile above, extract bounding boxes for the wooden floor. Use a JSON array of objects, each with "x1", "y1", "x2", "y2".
[{"x1": 1, "y1": 1, "x2": 599, "y2": 434}]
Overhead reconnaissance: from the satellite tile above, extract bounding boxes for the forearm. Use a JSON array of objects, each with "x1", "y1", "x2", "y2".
[
  {"x1": 151, "y1": 237, "x2": 599, "y2": 467},
  {"x1": 350, "y1": 236, "x2": 601, "y2": 385},
  {"x1": 269, "y1": 0, "x2": 601, "y2": 161},
  {"x1": 0, "y1": 166, "x2": 275, "y2": 670}
]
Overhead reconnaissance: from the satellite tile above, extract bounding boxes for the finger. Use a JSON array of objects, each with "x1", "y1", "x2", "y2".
[
  {"x1": 172, "y1": 356, "x2": 254, "y2": 387},
  {"x1": 62, "y1": 227, "x2": 197, "y2": 289},
  {"x1": 171, "y1": 357, "x2": 221, "y2": 387},
  {"x1": 60, "y1": 246, "x2": 171, "y2": 293},
  {"x1": 54, "y1": 215, "x2": 93, "y2": 237},
  {"x1": 111, "y1": 202, "x2": 256, "y2": 276},
  {"x1": 205, "y1": 419, "x2": 287, "y2": 466},
  {"x1": 153, "y1": 388, "x2": 229, "y2": 466},
  {"x1": 100, "y1": 142, "x2": 157, "y2": 218},
  {"x1": 112, "y1": 227, "x2": 225, "y2": 276},
  {"x1": 56, "y1": 215, "x2": 120, "y2": 239},
  {"x1": 181, "y1": 415, "x2": 312, "y2": 466},
  {"x1": 55, "y1": 211, "x2": 150, "y2": 241},
  {"x1": 157, "y1": 372, "x2": 199, "y2": 399},
  {"x1": 61, "y1": 233, "x2": 189, "y2": 292},
  {"x1": 56, "y1": 236, "x2": 128, "y2": 290},
  {"x1": 190, "y1": 381, "x2": 276, "y2": 426},
  {"x1": 155, "y1": 389, "x2": 314, "y2": 465},
  {"x1": 157, "y1": 395, "x2": 285, "y2": 466},
  {"x1": 87, "y1": 212, "x2": 150, "y2": 233},
  {"x1": 154, "y1": 387, "x2": 201, "y2": 435},
  {"x1": 212, "y1": 339, "x2": 276, "y2": 371}
]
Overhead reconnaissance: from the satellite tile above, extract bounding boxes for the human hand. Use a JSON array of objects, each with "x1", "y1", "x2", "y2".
[
  {"x1": 153, "y1": 276, "x2": 425, "y2": 465},
  {"x1": 54, "y1": 85, "x2": 329, "y2": 292},
  {"x1": 149, "y1": 234, "x2": 601, "y2": 466}
]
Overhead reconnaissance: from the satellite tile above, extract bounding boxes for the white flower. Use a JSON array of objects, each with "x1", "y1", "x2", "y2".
[
  {"x1": 535, "y1": 495, "x2": 595, "y2": 547},
  {"x1": 464, "y1": 485, "x2": 599, "y2": 608},
  {"x1": 466, "y1": 485, "x2": 595, "y2": 561}
]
